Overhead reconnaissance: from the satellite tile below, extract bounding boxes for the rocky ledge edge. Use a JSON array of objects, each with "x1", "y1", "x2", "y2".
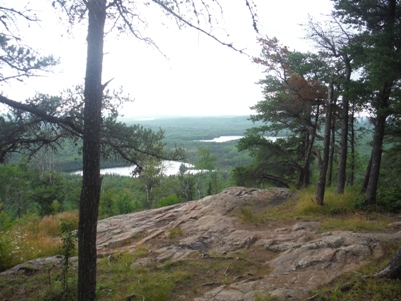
[{"x1": 2, "y1": 187, "x2": 400, "y2": 301}]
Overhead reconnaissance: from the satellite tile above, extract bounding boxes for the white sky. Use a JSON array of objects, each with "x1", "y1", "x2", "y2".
[{"x1": 2, "y1": 0, "x2": 334, "y2": 117}]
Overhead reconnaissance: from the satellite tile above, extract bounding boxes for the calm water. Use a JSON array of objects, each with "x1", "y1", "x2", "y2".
[
  {"x1": 198, "y1": 136, "x2": 243, "y2": 142},
  {"x1": 72, "y1": 136, "x2": 283, "y2": 176},
  {"x1": 198, "y1": 136, "x2": 282, "y2": 143},
  {"x1": 72, "y1": 161, "x2": 193, "y2": 177}
]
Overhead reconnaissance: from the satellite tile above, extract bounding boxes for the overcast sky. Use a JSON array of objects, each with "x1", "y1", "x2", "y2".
[{"x1": 3, "y1": 0, "x2": 334, "y2": 117}]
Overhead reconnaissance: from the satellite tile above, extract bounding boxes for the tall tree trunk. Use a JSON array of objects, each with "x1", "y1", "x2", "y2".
[
  {"x1": 297, "y1": 105, "x2": 319, "y2": 189},
  {"x1": 296, "y1": 132, "x2": 307, "y2": 189},
  {"x1": 361, "y1": 156, "x2": 372, "y2": 194},
  {"x1": 78, "y1": 1, "x2": 106, "y2": 301},
  {"x1": 297, "y1": 132, "x2": 315, "y2": 188},
  {"x1": 365, "y1": 0, "x2": 397, "y2": 205},
  {"x1": 336, "y1": 55, "x2": 351, "y2": 194},
  {"x1": 365, "y1": 82, "x2": 392, "y2": 205},
  {"x1": 327, "y1": 100, "x2": 336, "y2": 187},
  {"x1": 349, "y1": 100, "x2": 356, "y2": 186},
  {"x1": 316, "y1": 82, "x2": 334, "y2": 205}
]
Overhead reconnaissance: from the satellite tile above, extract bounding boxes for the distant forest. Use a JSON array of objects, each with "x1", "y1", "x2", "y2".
[
  {"x1": 7, "y1": 115, "x2": 372, "y2": 173},
  {"x1": 13, "y1": 116, "x2": 263, "y2": 172}
]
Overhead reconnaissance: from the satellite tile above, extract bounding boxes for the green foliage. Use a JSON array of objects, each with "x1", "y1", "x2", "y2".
[
  {"x1": 255, "y1": 294, "x2": 279, "y2": 301},
  {"x1": 99, "y1": 186, "x2": 142, "y2": 218},
  {"x1": 294, "y1": 187, "x2": 391, "y2": 232},
  {"x1": 168, "y1": 227, "x2": 184, "y2": 239},
  {"x1": 41, "y1": 285, "x2": 77, "y2": 301},
  {"x1": 376, "y1": 187, "x2": 401, "y2": 213},
  {"x1": 297, "y1": 186, "x2": 360, "y2": 215},
  {"x1": 157, "y1": 195, "x2": 182, "y2": 207},
  {"x1": 58, "y1": 219, "x2": 77, "y2": 292},
  {"x1": 12, "y1": 116, "x2": 254, "y2": 173},
  {"x1": 239, "y1": 207, "x2": 264, "y2": 225},
  {"x1": 98, "y1": 188, "x2": 115, "y2": 219},
  {"x1": 234, "y1": 135, "x2": 301, "y2": 188},
  {"x1": 2, "y1": 86, "x2": 185, "y2": 175},
  {"x1": 0, "y1": 211, "x2": 78, "y2": 272},
  {"x1": 94, "y1": 248, "x2": 266, "y2": 301},
  {"x1": 0, "y1": 165, "x2": 81, "y2": 225},
  {"x1": 177, "y1": 164, "x2": 196, "y2": 201},
  {"x1": 122, "y1": 116, "x2": 261, "y2": 141},
  {"x1": 234, "y1": 38, "x2": 331, "y2": 189},
  {"x1": 135, "y1": 157, "x2": 166, "y2": 209},
  {"x1": 376, "y1": 142, "x2": 401, "y2": 212},
  {"x1": 196, "y1": 146, "x2": 217, "y2": 171},
  {"x1": 114, "y1": 190, "x2": 138, "y2": 215},
  {"x1": 0, "y1": 26, "x2": 57, "y2": 84},
  {"x1": 0, "y1": 233, "x2": 13, "y2": 271},
  {"x1": 309, "y1": 254, "x2": 401, "y2": 301},
  {"x1": 0, "y1": 164, "x2": 32, "y2": 220},
  {"x1": 28, "y1": 170, "x2": 69, "y2": 216}
]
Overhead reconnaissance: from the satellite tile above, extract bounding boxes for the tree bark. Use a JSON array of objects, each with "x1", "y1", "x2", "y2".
[
  {"x1": 349, "y1": 100, "x2": 356, "y2": 186},
  {"x1": 316, "y1": 82, "x2": 334, "y2": 205},
  {"x1": 376, "y1": 246, "x2": 401, "y2": 279},
  {"x1": 78, "y1": 1, "x2": 106, "y2": 301},
  {"x1": 365, "y1": 82, "x2": 392, "y2": 205},
  {"x1": 360, "y1": 156, "x2": 372, "y2": 194},
  {"x1": 327, "y1": 99, "x2": 336, "y2": 187},
  {"x1": 336, "y1": 55, "x2": 351, "y2": 194},
  {"x1": 297, "y1": 105, "x2": 319, "y2": 189}
]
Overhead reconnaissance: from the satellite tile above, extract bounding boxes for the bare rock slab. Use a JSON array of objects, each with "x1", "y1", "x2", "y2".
[{"x1": 2, "y1": 186, "x2": 400, "y2": 301}]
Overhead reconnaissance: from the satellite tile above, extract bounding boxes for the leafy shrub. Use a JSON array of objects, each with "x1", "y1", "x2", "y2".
[
  {"x1": 376, "y1": 186, "x2": 401, "y2": 213},
  {"x1": 0, "y1": 234, "x2": 13, "y2": 271},
  {"x1": 157, "y1": 195, "x2": 182, "y2": 208}
]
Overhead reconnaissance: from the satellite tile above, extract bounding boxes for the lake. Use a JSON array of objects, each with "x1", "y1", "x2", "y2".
[
  {"x1": 72, "y1": 136, "x2": 284, "y2": 177},
  {"x1": 198, "y1": 136, "x2": 244, "y2": 143},
  {"x1": 72, "y1": 161, "x2": 194, "y2": 177},
  {"x1": 198, "y1": 136, "x2": 282, "y2": 143}
]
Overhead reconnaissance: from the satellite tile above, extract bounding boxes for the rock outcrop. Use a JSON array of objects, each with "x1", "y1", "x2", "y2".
[{"x1": 2, "y1": 187, "x2": 400, "y2": 300}]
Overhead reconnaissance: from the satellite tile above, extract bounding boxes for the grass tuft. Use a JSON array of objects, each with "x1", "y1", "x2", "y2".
[
  {"x1": 296, "y1": 186, "x2": 360, "y2": 215},
  {"x1": 0, "y1": 211, "x2": 78, "y2": 271},
  {"x1": 168, "y1": 227, "x2": 184, "y2": 240},
  {"x1": 294, "y1": 187, "x2": 394, "y2": 232}
]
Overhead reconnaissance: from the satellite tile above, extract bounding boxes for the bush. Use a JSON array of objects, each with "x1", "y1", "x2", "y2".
[
  {"x1": 157, "y1": 195, "x2": 182, "y2": 208},
  {"x1": 0, "y1": 234, "x2": 13, "y2": 271},
  {"x1": 377, "y1": 186, "x2": 401, "y2": 213}
]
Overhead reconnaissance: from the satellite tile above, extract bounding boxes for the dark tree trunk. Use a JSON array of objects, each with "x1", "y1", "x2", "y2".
[
  {"x1": 365, "y1": 115, "x2": 386, "y2": 205},
  {"x1": 78, "y1": 1, "x2": 106, "y2": 301},
  {"x1": 336, "y1": 97, "x2": 349, "y2": 193},
  {"x1": 376, "y1": 246, "x2": 401, "y2": 279},
  {"x1": 349, "y1": 100, "x2": 356, "y2": 186},
  {"x1": 361, "y1": 156, "x2": 372, "y2": 194},
  {"x1": 365, "y1": 82, "x2": 392, "y2": 205},
  {"x1": 327, "y1": 99, "x2": 336, "y2": 187},
  {"x1": 296, "y1": 132, "x2": 308, "y2": 189},
  {"x1": 297, "y1": 105, "x2": 319, "y2": 189},
  {"x1": 336, "y1": 55, "x2": 351, "y2": 194},
  {"x1": 297, "y1": 131, "x2": 314, "y2": 189},
  {"x1": 364, "y1": 0, "x2": 397, "y2": 205},
  {"x1": 316, "y1": 82, "x2": 334, "y2": 205}
]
